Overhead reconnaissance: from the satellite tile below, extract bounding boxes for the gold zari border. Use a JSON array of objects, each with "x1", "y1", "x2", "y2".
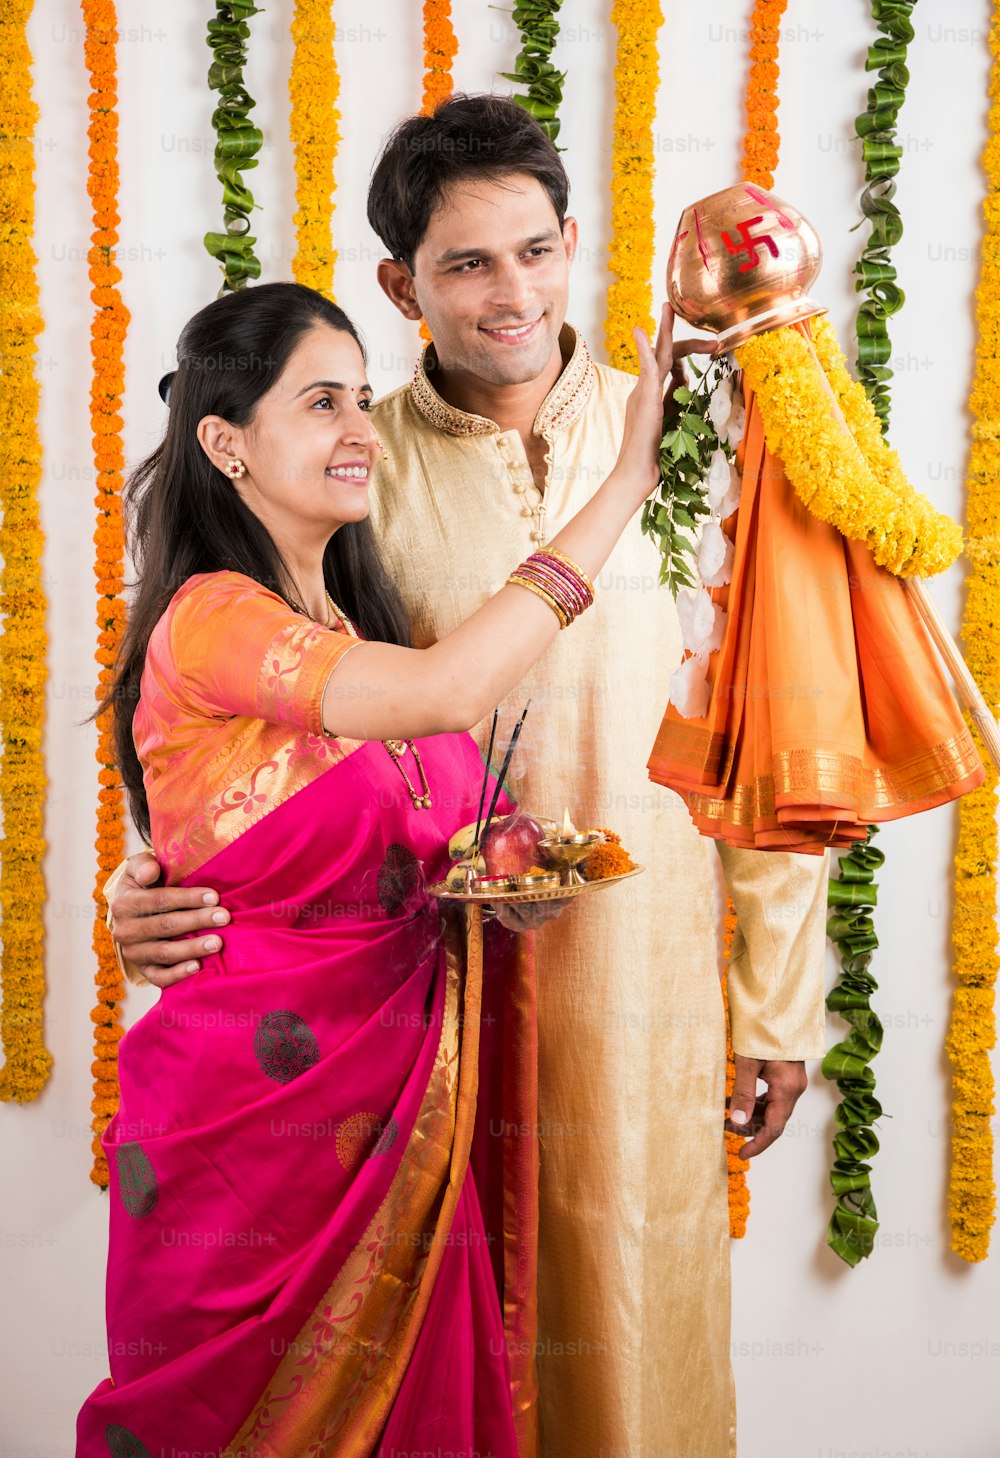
[{"x1": 688, "y1": 730, "x2": 983, "y2": 827}]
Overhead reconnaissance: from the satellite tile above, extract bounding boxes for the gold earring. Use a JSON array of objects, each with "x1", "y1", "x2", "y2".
[{"x1": 224, "y1": 458, "x2": 246, "y2": 479}]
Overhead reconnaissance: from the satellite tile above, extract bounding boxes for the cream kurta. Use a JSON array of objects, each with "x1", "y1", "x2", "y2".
[{"x1": 369, "y1": 325, "x2": 830, "y2": 1458}]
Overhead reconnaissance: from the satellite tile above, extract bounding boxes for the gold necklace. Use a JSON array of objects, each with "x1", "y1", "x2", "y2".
[{"x1": 324, "y1": 593, "x2": 433, "y2": 811}]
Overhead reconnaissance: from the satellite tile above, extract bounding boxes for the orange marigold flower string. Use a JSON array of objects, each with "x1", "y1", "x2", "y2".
[
  {"x1": 289, "y1": 0, "x2": 339, "y2": 297},
  {"x1": 605, "y1": 0, "x2": 662, "y2": 371},
  {"x1": 0, "y1": 0, "x2": 52, "y2": 1105},
  {"x1": 82, "y1": 0, "x2": 130, "y2": 1185},
  {"x1": 417, "y1": 0, "x2": 457, "y2": 343},
  {"x1": 421, "y1": 0, "x2": 456, "y2": 116},
  {"x1": 947, "y1": 2, "x2": 1000, "y2": 1263},
  {"x1": 740, "y1": 0, "x2": 788, "y2": 189},
  {"x1": 722, "y1": 898, "x2": 751, "y2": 1237},
  {"x1": 716, "y1": 0, "x2": 792, "y2": 1229}
]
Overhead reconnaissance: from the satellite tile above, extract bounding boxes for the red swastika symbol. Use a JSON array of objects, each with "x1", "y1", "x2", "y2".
[{"x1": 720, "y1": 216, "x2": 780, "y2": 272}]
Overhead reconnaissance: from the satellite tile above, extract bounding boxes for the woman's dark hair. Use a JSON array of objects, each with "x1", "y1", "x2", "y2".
[
  {"x1": 367, "y1": 92, "x2": 570, "y2": 270},
  {"x1": 97, "y1": 281, "x2": 410, "y2": 842}
]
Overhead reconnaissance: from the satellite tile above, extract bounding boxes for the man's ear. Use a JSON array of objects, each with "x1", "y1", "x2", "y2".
[
  {"x1": 562, "y1": 215, "x2": 579, "y2": 264},
  {"x1": 376, "y1": 258, "x2": 424, "y2": 322}
]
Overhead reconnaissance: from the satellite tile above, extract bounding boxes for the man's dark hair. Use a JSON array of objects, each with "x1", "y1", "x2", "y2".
[{"x1": 367, "y1": 93, "x2": 570, "y2": 270}]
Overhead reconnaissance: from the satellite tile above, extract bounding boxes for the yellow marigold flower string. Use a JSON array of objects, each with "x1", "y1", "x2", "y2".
[
  {"x1": 83, "y1": 0, "x2": 130, "y2": 1183},
  {"x1": 740, "y1": 0, "x2": 788, "y2": 189},
  {"x1": 0, "y1": 0, "x2": 51, "y2": 1105},
  {"x1": 947, "y1": 2, "x2": 1000, "y2": 1263},
  {"x1": 289, "y1": 0, "x2": 339, "y2": 298},
  {"x1": 735, "y1": 317, "x2": 963, "y2": 577},
  {"x1": 604, "y1": 0, "x2": 661, "y2": 371}
]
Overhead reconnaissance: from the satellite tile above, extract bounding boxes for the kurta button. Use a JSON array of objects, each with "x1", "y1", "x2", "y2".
[
  {"x1": 520, "y1": 506, "x2": 533, "y2": 518},
  {"x1": 530, "y1": 530, "x2": 544, "y2": 542}
]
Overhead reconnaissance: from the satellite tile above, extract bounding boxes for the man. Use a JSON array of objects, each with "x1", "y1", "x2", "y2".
[{"x1": 111, "y1": 94, "x2": 829, "y2": 1457}]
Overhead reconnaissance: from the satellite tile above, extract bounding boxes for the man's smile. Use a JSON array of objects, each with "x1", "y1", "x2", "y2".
[{"x1": 478, "y1": 317, "x2": 543, "y2": 346}]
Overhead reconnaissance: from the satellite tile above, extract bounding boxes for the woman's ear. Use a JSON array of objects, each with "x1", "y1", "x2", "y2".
[
  {"x1": 376, "y1": 258, "x2": 424, "y2": 322},
  {"x1": 197, "y1": 416, "x2": 244, "y2": 475}
]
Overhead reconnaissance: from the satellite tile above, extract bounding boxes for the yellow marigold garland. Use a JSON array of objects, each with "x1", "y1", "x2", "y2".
[
  {"x1": 83, "y1": 0, "x2": 130, "y2": 1184},
  {"x1": 0, "y1": 1, "x2": 51, "y2": 1104},
  {"x1": 289, "y1": 0, "x2": 339, "y2": 297},
  {"x1": 735, "y1": 319, "x2": 963, "y2": 577},
  {"x1": 605, "y1": 0, "x2": 662, "y2": 371},
  {"x1": 947, "y1": 3, "x2": 1000, "y2": 1263},
  {"x1": 741, "y1": 0, "x2": 788, "y2": 189},
  {"x1": 722, "y1": 898, "x2": 750, "y2": 1238},
  {"x1": 421, "y1": 0, "x2": 456, "y2": 116}
]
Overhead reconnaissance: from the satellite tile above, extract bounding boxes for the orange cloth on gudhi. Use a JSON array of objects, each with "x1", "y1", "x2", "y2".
[{"x1": 647, "y1": 372, "x2": 984, "y2": 854}]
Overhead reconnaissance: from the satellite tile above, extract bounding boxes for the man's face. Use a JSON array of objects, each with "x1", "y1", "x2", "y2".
[{"x1": 408, "y1": 171, "x2": 577, "y2": 386}]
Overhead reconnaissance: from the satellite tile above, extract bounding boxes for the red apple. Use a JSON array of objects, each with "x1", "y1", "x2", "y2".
[{"x1": 480, "y1": 809, "x2": 547, "y2": 877}]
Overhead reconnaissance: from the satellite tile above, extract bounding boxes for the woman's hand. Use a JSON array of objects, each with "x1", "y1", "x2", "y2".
[
  {"x1": 493, "y1": 899, "x2": 571, "y2": 934},
  {"x1": 613, "y1": 302, "x2": 717, "y2": 506}
]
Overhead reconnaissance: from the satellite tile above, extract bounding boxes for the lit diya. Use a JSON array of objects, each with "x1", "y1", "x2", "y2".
[{"x1": 538, "y1": 808, "x2": 603, "y2": 887}]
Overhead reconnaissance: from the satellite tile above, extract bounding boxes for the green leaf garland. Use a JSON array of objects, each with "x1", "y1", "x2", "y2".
[
  {"x1": 823, "y1": 830, "x2": 886, "y2": 1266},
  {"x1": 498, "y1": 1, "x2": 566, "y2": 145},
  {"x1": 204, "y1": 0, "x2": 263, "y2": 293},
  {"x1": 851, "y1": 0, "x2": 919, "y2": 429},
  {"x1": 641, "y1": 358, "x2": 731, "y2": 597},
  {"x1": 821, "y1": 0, "x2": 920, "y2": 1268}
]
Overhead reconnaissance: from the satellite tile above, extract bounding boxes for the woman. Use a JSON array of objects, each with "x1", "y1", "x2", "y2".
[{"x1": 76, "y1": 281, "x2": 667, "y2": 1458}]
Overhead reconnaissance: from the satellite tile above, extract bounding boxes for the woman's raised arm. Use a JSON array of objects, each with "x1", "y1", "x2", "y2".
[{"x1": 322, "y1": 321, "x2": 671, "y2": 741}]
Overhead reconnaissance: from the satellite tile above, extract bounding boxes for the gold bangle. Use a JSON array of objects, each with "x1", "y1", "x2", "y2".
[{"x1": 507, "y1": 571, "x2": 570, "y2": 628}]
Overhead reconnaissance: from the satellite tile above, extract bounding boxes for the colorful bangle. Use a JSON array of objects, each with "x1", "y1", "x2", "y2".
[
  {"x1": 528, "y1": 548, "x2": 594, "y2": 616},
  {"x1": 544, "y1": 546, "x2": 595, "y2": 599},
  {"x1": 525, "y1": 567, "x2": 586, "y2": 621},
  {"x1": 529, "y1": 557, "x2": 592, "y2": 616},
  {"x1": 507, "y1": 547, "x2": 595, "y2": 629},
  {"x1": 510, "y1": 563, "x2": 577, "y2": 624}
]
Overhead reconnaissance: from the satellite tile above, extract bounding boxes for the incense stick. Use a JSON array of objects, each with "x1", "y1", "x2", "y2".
[
  {"x1": 473, "y1": 708, "x2": 499, "y2": 852},
  {"x1": 481, "y1": 701, "x2": 530, "y2": 840}
]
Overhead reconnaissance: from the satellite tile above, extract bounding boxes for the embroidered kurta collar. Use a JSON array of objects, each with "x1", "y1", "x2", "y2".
[{"x1": 410, "y1": 323, "x2": 595, "y2": 440}]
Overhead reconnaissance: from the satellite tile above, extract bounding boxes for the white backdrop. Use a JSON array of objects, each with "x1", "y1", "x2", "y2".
[{"x1": 3, "y1": 0, "x2": 999, "y2": 1453}]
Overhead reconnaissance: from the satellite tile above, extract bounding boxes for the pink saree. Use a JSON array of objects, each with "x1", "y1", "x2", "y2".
[{"x1": 76, "y1": 572, "x2": 540, "y2": 1457}]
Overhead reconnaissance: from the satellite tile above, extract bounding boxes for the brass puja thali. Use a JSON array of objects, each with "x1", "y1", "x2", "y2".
[
  {"x1": 435, "y1": 795, "x2": 643, "y2": 905},
  {"x1": 431, "y1": 865, "x2": 645, "y2": 906}
]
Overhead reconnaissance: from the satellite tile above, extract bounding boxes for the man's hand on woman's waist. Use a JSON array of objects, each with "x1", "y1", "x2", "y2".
[{"x1": 110, "y1": 851, "x2": 229, "y2": 988}]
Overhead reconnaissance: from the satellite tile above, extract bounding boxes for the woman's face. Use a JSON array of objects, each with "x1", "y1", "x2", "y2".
[{"x1": 200, "y1": 323, "x2": 381, "y2": 549}]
